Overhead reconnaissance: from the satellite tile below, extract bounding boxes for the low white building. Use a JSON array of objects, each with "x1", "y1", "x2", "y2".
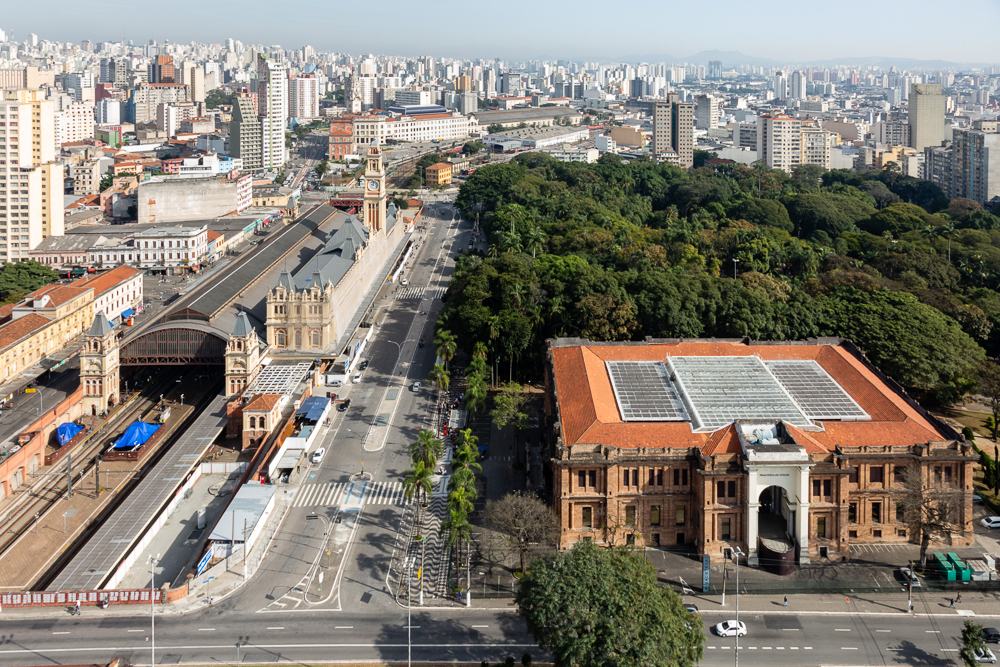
[
  {"x1": 73, "y1": 264, "x2": 144, "y2": 324},
  {"x1": 595, "y1": 134, "x2": 617, "y2": 153},
  {"x1": 546, "y1": 146, "x2": 599, "y2": 163},
  {"x1": 89, "y1": 225, "x2": 210, "y2": 275},
  {"x1": 352, "y1": 112, "x2": 473, "y2": 150}
]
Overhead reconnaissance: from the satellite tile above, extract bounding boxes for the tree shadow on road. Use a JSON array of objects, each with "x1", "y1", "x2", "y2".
[
  {"x1": 887, "y1": 640, "x2": 950, "y2": 665},
  {"x1": 371, "y1": 610, "x2": 537, "y2": 665}
]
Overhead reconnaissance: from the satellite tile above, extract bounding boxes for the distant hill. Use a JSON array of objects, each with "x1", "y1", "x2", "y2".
[{"x1": 580, "y1": 50, "x2": 994, "y2": 69}]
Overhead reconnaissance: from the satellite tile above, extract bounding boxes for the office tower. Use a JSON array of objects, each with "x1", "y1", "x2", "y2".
[
  {"x1": 652, "y1": 95, "x2": 694, "y2": 167},
  {"x1": 157, "y1": 103, "x2": 181, "y2": 136},
  {"x1": 180, "y1": 61, "x2": 205, "y2": 103},
  {"x1": 483, "y1": 68, "x2": 497, "y2": 96},
  {"x1": 149, "y1": 55, "x2": 176, "y2": 83},
  {"x1": 455, "y1": 74, "x2": 472, "y2": 92},
  {"x1": 909, "y1": 83, "x2": 946, "y2": 153},
  {"x1": 0, "y1": 89, "x2": 64, "y2": 261},
  {"x1": 695, "y1": 94, "x2": 720, "y2": 130},
  {"x1": 96, "y1": 99, "x2": 121, "y2": 125},
  {"x1": 288, "y1": 74, "x2": 319, "y2": 120},
  {"x1": 346, "y1": 74, "x2": 362, "y2": 113},
  {"x1": 952, "y1": 127, "x2": 1000, "y2": 204},
  {"x1": 708, "y1": 60, "x2": 722, "y2": 79},
  {"x1": 459, "y1": 92, "x2": 478, "y2": 115},
  {"x1": 230, "y1": 93, "x2": 262, "y2": 172},
  {"x1": 256, "y1": 54, "x2": 288, "y2": 170},
  {"x1": 772, "y1": 71, "x2": 788, "y2": 100},
  {"x1": 790, "y1": 71, "x2": 806, "y2": 100}
]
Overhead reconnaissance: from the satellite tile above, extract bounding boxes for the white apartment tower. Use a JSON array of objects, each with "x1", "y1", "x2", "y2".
[
  {"x1": 757, "y1": 114, "x2": 833, "y2": 173},
  {"x1": 790, "y1": 71, "x2": 807, "y2": 100},
  {"x1": 256, "y1": 54, "x2": 288, "y2": 170},
  {"x1": 288, "y1": 74, "x2": 319, "y2": 120},
  {"x1": 0, "y1": 89, "x2": 64, "y2": 262}
]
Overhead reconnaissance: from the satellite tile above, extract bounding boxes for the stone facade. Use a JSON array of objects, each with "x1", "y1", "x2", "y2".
[{"x1": 545, "y1": 338, "x2": 976, "y2": 568}]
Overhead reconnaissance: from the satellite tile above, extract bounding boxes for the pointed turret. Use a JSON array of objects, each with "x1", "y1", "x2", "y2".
[
  {"x1": 276, "y1": 270, "x2": 294, "y2": 292},
  {"x1": 232, "y1": 311, "x2": 253, "y2": 337},
  {"x1": 89, "y1": 312, "x2": 113, "y2": 337}
]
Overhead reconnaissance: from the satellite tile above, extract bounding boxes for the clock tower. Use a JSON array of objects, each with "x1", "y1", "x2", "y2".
[{"x1": 363, "y1": 140, "x2": 386, "y2": 234}]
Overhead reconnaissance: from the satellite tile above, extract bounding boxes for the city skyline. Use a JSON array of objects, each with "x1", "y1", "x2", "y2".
[{"x1": 3, "y1": 0, "x2": 999, "y2": 65}]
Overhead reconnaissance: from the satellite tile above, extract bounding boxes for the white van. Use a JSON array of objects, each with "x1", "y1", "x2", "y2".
[
  {"x1": 352, "y1": 372, "x2": 362, "y2": 384},
  {"x1": 311, "y1": 447, "x2": 326, "y2": 464}
]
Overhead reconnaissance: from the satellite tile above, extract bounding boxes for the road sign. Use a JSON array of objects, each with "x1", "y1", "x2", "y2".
[
  {"x1": 702, "y1": 556, "x2": 711, "y2": 593},
  {"x1": 417, "y1": 567, "x2": 422, "y2": 580}
]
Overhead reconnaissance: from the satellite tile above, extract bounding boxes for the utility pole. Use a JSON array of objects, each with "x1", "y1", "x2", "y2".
[
  {"x1": 734, "y1": 546, "x2": 744, "y2": 667},
  {"x1": 907, "y1": 559, "x2": 914, "y2": 613},
  {"x1": 66, "y1": 451, "x2": 72, "y2": 499},
  {"x1": 148, "y1": 553, "x2": 160, "y2": 667}
]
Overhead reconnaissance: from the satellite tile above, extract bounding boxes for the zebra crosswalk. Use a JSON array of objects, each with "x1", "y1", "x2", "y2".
[
  {"x1": 395, "y1": 286, "x2": 446, "y2": 300},
  {"x1": 291, "y1": 480, "x2": 409, "y2": 509}
]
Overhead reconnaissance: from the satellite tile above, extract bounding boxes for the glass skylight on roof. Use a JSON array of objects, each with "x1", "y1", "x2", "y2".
[
  {"x1": 605, "y1": 361, "x2": 689, "y2": 422},
  {"x1": 247, "y1": 362, "x2": 312, "y2": 396},
  {"x1": 766, "y1": 360, "x2": 870, "y2": 421},
  {"x1": 667, "y1": 356, "x2": 812, "y2": 432}
]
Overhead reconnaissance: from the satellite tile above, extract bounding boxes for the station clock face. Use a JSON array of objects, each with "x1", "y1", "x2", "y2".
[{"x1": 368, "y1": 180, "x2": 379, "y2": 191}]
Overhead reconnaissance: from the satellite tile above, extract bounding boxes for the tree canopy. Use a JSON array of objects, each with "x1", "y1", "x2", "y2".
[
  {"x1": 516, "y1": 540, "x2": 704, "y2": 667},
  {"x1": 0, "y1": 260, "x2": 60, "y2": 304},
  {"x1": 441, "y1": 152, "x2": 996, "y2": 401}
]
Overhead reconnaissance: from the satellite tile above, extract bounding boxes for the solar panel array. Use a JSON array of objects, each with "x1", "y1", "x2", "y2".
[
  {"x1": 766, "y1": 360, "x2": 870, "y2": 421},
  {"x1": 668, "y1": 356, "x2": 812, "y2": 432},
  {"x1": 605, "y1": 361, "x2": 689, "y2": 422},
  {"x1": 248, "y1": 362, "x2": 313, "y2": 396}
]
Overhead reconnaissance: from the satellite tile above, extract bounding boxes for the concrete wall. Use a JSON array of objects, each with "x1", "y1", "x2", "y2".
[{"x1": 137, "y1": 179, "x2": 238, "y2": 225}]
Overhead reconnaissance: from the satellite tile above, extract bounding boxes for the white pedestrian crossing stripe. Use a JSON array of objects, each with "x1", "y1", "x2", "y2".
[
  {"x1": 395, "y1": 287, "x2": 446, "y2": 300},
  {"x1": 291, "y1": 481, "x2": 409, "y2": 508}
]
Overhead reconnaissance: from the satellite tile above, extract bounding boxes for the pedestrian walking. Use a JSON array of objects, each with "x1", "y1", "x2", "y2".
[
  {"x1": 75, "y1": 599, "x2": 81, "y2": 615},
  {"x1": 957, "y1": 593, "x2": 962, "y2": 604},
  {"x1": 783, "y1": 596, "x2": 788, "y2": 607},
  {"x1": 950, "y1": 598, "x2": 955, "y2": 608}
]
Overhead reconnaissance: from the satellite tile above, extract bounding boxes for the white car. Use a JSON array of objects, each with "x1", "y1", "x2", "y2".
[
  {"x1": 981, "y1": 516, "x2": 1000, "y2": 529},
  {"x1": 411, "y1": 381, "x2": 421, "y2": 391},
  {"x1": 714, "y1": 620, "x2": 747, "y2": 637},
  {"x1": 975, "y1": 647, "x2": 998, "y2": 664},
  {"x1": 310, "y1": 447, "x2": 325, "y2": 464},
  {"x1": 352, "y1": 372, "x2": 362, "y2": 384}
]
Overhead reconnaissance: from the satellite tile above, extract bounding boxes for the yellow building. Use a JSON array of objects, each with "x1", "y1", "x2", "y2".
[
  {"x1": 0, "y1": 283, "x2": 94, "y2": 381},
  {"x1": 424, "y1": 162, "x2": 452, "y2": 186}
]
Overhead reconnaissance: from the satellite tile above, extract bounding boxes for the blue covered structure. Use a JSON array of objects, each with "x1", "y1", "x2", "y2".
[
  {"x1": 56, "y1": 423, "x2": 83, "y2": 447},
  {"x1": 112, "y1": 422, "x2": 161, "y2": 451},
  {"x1": 296, "y1": 397, "x2": 329, "y2": 423}
]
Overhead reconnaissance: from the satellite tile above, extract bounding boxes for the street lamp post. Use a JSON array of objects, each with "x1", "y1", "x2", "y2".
[
  {"x1": 733, "y1": 258, "x2": 740, "y2": 280},
  {"x1": 733, "y1": 546, "x2": 745, "y2": 667},
  {"x1": 148, "y1": 553, "x2": 160, "y2": 667}
]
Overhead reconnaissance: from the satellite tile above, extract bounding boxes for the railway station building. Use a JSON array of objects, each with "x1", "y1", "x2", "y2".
[{"x1": 544, "y1": 337, "x2": 976, "y2": 571}]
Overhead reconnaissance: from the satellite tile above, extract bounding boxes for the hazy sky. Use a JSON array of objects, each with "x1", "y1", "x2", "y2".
[{"x1": 6, "y1": 0, "x2": 999, "y2": 64}]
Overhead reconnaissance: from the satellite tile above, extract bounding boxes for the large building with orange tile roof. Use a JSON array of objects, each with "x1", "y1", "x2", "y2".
[{"x1": 545, "y1": 337, "x2": 976, "y2": 570}]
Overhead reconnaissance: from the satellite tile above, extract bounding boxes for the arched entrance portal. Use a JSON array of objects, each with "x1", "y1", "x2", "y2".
[{"x1": 757, "y1": 485, "x2": 797, "y2": 575}]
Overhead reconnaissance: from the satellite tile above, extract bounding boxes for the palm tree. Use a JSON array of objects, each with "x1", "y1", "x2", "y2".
[
  {"x1": 428, "y1": 362, "x2": 450, "y2": 393},
  {"x1": 464, "y1": 377, "x2": 488, "y2": 415},
  {"x1": 938, "y1": 223, "x2": 957, "y2": 262},
  {"x1": 402, "y1": 459, "x2": 434, "y2": 529},
  {"x1": 524, "y1": 226, "x2": 548, "y2": 258},
  {"x1": 435, "y1": 329, "x2": 457, "y2": 371},
  {"x1": 920, "y1": 225, "x2": 938, "y2": 254},
  {"x1": 472, "y1": 341, "x2": 488, "y2": 360},
  {"x1": 882, "y1": 230, "x2": 894, "y2": 252},
  {"x1": 409, "y1": 429, "x2": 444, "y2": 468},
  {"x1": 447, "y1": 483, "x2": 475, "y2": 516}
]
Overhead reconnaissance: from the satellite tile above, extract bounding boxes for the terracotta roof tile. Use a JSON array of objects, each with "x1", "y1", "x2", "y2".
[
  {"x1": 72, "y1": 265, "x2": 141, "y2": 297},
  {"x1": 0, "y1": 313, "x2": 52, "y2": 350},
  {"x1": 551, "y1": 340, "x2": 949, "y2": 454},
  {"x1": 244, "y1": 394, "x2": 281, "y2": 411}
]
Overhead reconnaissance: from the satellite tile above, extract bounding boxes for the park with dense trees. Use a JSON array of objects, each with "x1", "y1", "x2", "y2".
[{"x1": 439, "y1": 152, "x2": 1000, "y2": 403}]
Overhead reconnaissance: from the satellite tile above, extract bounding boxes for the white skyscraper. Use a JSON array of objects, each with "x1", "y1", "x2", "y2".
[
  {"x1": 772, "y1": 71, "x2": 788, "y2": 100},
  {"x1": 288, "y1": 74, "x2": 319, "y2": 120},
  {"x1": 256, "y1": 54, "x2": 288, "y2": 170},
  {"x1": 790, "y1": 71, "x2": 806, "y2": 100}
]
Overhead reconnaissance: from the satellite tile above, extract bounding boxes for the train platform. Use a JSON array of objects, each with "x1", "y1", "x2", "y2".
[{"x1": 46, "y1": 392, "x2": 230, "y2": 591}]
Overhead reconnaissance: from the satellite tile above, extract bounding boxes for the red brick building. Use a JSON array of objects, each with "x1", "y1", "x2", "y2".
[{"x1": 545, "y1": 337, "x2": 976, "y2": 570}]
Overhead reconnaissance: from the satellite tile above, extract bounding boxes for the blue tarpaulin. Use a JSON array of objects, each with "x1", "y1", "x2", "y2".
[
  {"x1": 296, "y1": 397, "x2": 329, "y2": 423},
  {"x1": 56, "y1": 422, "x2": 83, "y2": 447},
  {"x1": 121, "y1": 308, "x2": 135, "y2": 318},
  {"x1": 112, "y1": 421, "x2": 161, "y2": 451}
]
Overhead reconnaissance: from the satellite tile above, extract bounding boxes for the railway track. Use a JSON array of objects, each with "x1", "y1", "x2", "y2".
[{"x1": 0, "y1": 368, "x2": 184, "y2": 561}]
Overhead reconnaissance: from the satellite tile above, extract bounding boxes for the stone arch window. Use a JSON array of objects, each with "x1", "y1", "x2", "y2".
[
  {"x1": 249, "y1": 416, "x2": 256, "y2": 429},
  {"x1": 276, "y1": 330, "x2": 286, "y2": 347}
]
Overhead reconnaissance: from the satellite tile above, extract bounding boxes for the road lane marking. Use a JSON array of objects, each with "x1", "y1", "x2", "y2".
[
  {"x1": 790, "y1": 647, "x2": 798, "y2": 650},
  {"x1": 52, "y1": 632, "x2": 70, "y2": 635},
  {"x1": 198, "y1": 628, "x2": 215, "y2": 632},
  {"x1": 404, "y1": 626, "x2": 420, "y2": 629},
  {"x1": 782, "y1": 628, "x2": 799, "y2": 631},
  {"x1": 842, "y1": 647, "x2": 858, "y2": 650},
  {"x1": 926, "y1": 630, "x2": 940, "y2": 633},
  {"x1": 334, "y1": 626, "x2": 353, "y2": 629},
  {"x1": 804, "y1": 647, "x2": 813, "y2": 649},
  {"x1": 471, "y1": 625, "x2": 489, "y2": 628},
  {"x1": 876, "y1": 629, "x2": 891, "y2": 632},
  {"x1": 127, "y1": 630, "x2": 143, "y2": 633},
  {"x1": 267, "y1": 627, "x2": 284, "y2": 630},
  {"x1": 943, "y1": 649, "x2": 959, "y2": 652},
  {"x1": 835, "y1": 628, "x2": 851, "y2": 631}
]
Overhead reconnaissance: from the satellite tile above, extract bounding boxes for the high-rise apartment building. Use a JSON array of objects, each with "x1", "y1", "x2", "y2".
[
  {"x1": 287, "y1": 74, "x2": 319, "y2": 120},
  {"x1": 0, "y1": 89, "x2": 64, "y2": 261},
  {"x1": 952, "y1": 127, "x2": 1000, "y2": 204},
  {"x1": 230, "y1": 93, "x2": 262, "y2": 172},
  {"x1": 127, "y1": 83, "x2": 189, "y2": 124},
  {"x1": 708, "y1": 60, "x2": 723, "y2": 79},
  {"x1": 54, "y1": 100, "x2": 95, "y2": 145},
  {"x1": 179, "y1": 61, "x2": 205, "y2": 104},
  {"x1": 755, "y1": 114, "x2": 837, "y2": 174},
  {"x1": 651, "y1": 96, "x2": 694, "y2": 167},
  {"x1": 772, "y1": 71, "x2": 788, "y2": 100},
  {"x1": 149, "y1": 55, "x2": 176, "y2": 84},
  {"x1": 695, "y1": 94, "x2": 720, "y2": 130},
  {"x1": 872, "y1": 121, "x2": 911, "y2": 147},
  {"x1": 255, "y1": 54, "x2": 288, "y2": 170},
  {"x1": 909, "y1": 83, "x2": 946, "y2": 153},
  {"x1": 790, "y1": 71, "x2": 806, "y2": 100}
]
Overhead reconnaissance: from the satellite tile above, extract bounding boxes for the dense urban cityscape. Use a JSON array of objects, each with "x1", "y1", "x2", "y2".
[{"x1": 0, "y1": 7, "x2": 998, "y2": 667}]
